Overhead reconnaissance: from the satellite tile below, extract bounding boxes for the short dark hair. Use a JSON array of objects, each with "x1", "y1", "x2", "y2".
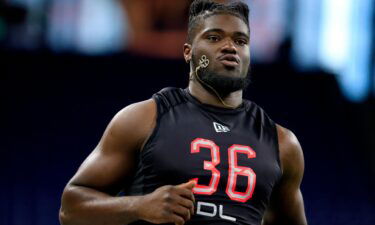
[{"x1": 187, "y1": 0, "x2": 250, "y2": 43}]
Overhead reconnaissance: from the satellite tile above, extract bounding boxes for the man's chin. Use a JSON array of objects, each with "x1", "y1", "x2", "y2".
[
  {"x1": 198, "y1": 71, "x2": 249, "y2": 96},
  {"x1": 215, "y1": 71, "x2": 246, "y2": 80}
]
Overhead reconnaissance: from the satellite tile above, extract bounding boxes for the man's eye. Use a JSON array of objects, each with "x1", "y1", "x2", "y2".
[
  {"x1": 236, "y1": 39, "x2": 247, "y2": 46},
  {"x1": 207, "y1": 36, "x2": 220, "y2": 42}
]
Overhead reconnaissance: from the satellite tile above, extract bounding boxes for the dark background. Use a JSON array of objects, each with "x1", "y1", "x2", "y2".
[
  {"x1": 2, "y1": 51, "x2": 374, "y2": 225},
  {"x1": 1, "y1": 0, "x2": 375, "y2": 224}
]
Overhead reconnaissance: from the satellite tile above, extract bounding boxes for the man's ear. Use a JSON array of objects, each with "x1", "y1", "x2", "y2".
[{"x1": 183, "y1": 43, "x2": 192, "y2": 63}]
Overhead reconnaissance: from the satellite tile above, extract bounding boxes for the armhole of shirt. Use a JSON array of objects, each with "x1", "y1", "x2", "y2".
[
  {"x1": 141, "y1": 87, "x2": 188, "y2": 153},
  {"x1": 273, "y1": 122, "x2": 282, "y2": 176},
  {"x1": 140, "y1": 97, "x2": 162, "y2": 153}
]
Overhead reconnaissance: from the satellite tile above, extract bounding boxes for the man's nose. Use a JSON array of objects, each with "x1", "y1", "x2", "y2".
[{"x1": 221, "y1": 39, "x2": 237, "y2": 54}]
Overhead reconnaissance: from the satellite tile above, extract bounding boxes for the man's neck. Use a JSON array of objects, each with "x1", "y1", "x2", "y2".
[{"x1": 188, "y1": 81, "x2": 243, "y2": 109}]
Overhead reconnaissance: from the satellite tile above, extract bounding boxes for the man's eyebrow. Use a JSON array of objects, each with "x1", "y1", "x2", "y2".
[
  {"x1": 202, "y1": 28, "x2": 225, "y2": 34},
  {"x1": 202, "y1": 29, "x2": 249, "y2": 39}
]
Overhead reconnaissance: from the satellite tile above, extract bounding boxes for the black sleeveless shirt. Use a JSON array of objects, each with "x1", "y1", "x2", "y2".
[{"x1": 126, "y1": 87, "x2": 282, "y2": 225}]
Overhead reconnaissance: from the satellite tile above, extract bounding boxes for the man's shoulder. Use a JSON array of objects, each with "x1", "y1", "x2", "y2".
[
  {"x1": 275, "y1": 124, "x2": 304, "y2": 175},
  {"x1": 103, "y1": 99, "x2": 157, "y2": 150},
  {"x1": 276, "y1": 125, "x2": 301, "y2": 152},
  {"x1": 114, "y1": 99, "x2": 156, "y2": 124},
  {"x1": 125, "y1": 99, "x2": 156, "y2": 114}
]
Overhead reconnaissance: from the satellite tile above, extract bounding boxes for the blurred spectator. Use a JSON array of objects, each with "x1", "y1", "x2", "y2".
[{"x1": 119, "y1": 0, "x2": 192, "y2": 58}]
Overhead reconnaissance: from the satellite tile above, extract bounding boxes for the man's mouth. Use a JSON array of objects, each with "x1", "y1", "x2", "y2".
[{"x1": 218, "y1": 54, "x2": 240, "y2": 67}]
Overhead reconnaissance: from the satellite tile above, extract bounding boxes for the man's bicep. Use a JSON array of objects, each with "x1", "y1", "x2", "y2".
[
  {"x1": 263, "y1": 125, "x2": 307, "y2": 225},
  {"x1": 68, "y1": 146, "x2": 135, "y2": 195},
  {"x1": 68, "y1": 100, "x2": 156, "y2": 195}
]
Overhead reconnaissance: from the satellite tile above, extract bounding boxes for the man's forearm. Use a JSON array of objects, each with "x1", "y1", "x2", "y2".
[{"x1": 59, "y1": 185, "x2": 142, "y2": 225}]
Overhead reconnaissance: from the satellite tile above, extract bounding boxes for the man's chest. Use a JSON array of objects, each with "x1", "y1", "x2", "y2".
[{"x1": 145, "y1": 111, "x2": 280, "y2": 204}]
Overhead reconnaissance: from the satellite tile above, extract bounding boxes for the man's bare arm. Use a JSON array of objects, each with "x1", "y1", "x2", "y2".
[
  {"x1": 262, "y1": 125, "x2": 308, "y2": 225},
  {"x1": 59, "y1": 99, "x2": 195, "y2": 225}
]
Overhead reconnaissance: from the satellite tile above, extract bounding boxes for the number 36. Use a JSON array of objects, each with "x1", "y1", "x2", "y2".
[{"x1": 190, "y1": 138, "x2": 256, "y2": 203}]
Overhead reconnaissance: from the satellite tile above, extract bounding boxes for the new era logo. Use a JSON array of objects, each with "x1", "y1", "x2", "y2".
[{"x1": 213, "y1": 122, "x2": 230, "y2": 133}]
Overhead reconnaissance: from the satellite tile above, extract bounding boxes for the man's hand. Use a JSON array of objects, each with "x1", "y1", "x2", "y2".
[{"x1": 136, "y1": 181, "x2": 196, "y2": 225}]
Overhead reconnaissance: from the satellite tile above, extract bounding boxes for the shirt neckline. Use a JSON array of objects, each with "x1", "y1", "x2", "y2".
[{"x1": 183, "y1": 88, "x2": 247, "y2": 115}]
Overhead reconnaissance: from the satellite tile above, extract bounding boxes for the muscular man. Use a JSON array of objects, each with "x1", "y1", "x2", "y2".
[{"x1": 59, "y1": 1, "x2": 307, "y2": 224}]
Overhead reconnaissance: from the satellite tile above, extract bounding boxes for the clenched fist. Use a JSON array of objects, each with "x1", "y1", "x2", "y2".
[{"x1": 136, "y1": 181, "x2": 196, "y2": 225}]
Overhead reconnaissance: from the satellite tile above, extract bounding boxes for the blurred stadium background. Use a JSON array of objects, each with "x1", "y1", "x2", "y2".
[{"x1": 1, "y1": 0, "x2": 374, "y2": 224}]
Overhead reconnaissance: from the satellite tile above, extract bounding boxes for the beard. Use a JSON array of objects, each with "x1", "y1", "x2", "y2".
[{"x1": 192, "y1": 53, "x2": 250, "y2": 97}]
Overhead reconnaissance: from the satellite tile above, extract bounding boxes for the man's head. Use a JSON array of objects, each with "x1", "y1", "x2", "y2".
[
  {"x1": 184, "y1": 0, "x2": 251, "y2": 97},
  {"x1": 187, "y1": 0, "x2": 250, "y2": 44}
]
